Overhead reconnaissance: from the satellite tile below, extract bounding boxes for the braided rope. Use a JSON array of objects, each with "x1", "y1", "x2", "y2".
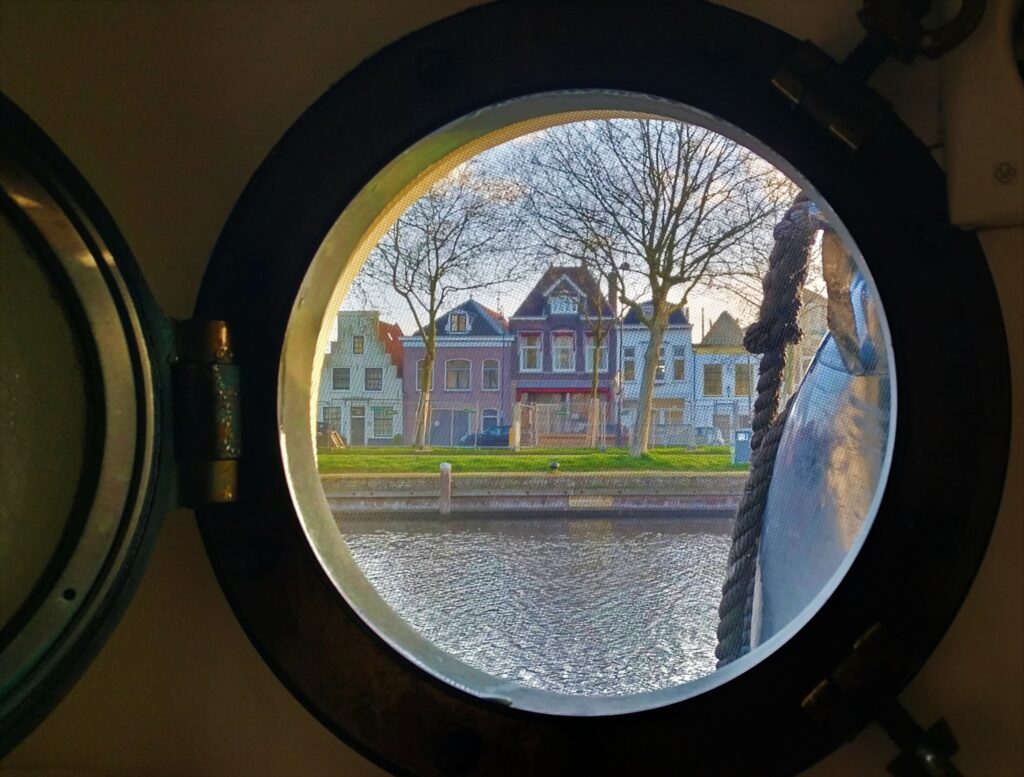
[{"x1": 714, "y1": 196, "x2": 819, "y2": 667}]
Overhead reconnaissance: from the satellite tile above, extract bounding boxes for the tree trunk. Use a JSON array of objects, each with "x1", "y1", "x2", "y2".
[
  {"x1": 630, "y1": 312, "x2": 668, "y2": 457},
  {"x1": 414, "y1": 347, "x2": 435, "y2": 449},
  {"x1": 587, "y1": 343, "x2": 601, "y2": 447}
]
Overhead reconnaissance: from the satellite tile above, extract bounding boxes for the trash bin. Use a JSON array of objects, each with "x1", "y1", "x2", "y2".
[{"x1": 734, "y1": 428, "x2": 752, "y2": 465}]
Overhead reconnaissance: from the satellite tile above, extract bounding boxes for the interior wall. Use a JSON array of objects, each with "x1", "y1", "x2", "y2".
[{"x1": 0, "y1": 1, "x2": 1020, "y2": 774}]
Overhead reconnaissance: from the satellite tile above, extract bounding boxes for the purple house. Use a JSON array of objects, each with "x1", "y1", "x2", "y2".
[
  {"x1": 401, "y1": 299, "x2": 514, "y2": 446},
  {"x1": 509, "y1": 266, "x2": 618, "y2": 419}
]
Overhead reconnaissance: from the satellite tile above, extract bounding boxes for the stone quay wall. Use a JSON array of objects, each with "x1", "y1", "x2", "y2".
[{"x1": 322, "y1": 472, "x2": 746, "y2": 516}]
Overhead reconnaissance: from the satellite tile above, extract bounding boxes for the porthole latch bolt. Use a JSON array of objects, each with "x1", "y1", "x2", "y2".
[
  {"x1": 172, "y1": 319, "x2": 241, "y2": 506},
  {"x1": 802, "y1": 623, "x2": 963, "y2": 777}
]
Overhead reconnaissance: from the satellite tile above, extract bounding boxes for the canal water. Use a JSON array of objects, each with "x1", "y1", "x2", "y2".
[{"x1": 340, "y1": 515, "x2": 733, "y2": 697}]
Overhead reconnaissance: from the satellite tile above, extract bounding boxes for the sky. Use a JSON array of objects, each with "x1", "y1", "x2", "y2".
[{"x1": 335, "y1": 118, "x2": 830, "y2": 344}]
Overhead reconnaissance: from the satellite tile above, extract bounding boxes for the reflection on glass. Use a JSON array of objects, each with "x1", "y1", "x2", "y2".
[
  {"x1": 0, "y1": 210, "x2": 89, "y2": 630},
  {"x1": 305, "y1": 109, "x2": 893, "y2": 708}
]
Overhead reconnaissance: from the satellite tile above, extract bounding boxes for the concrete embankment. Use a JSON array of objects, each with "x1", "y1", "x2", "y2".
[{"x1": 322, "y1": 471, "x2": 746, "y2": 516}]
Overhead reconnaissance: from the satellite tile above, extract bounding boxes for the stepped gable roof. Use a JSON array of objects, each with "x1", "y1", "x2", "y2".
[
  {"x1": 622, "y1": 302, "x2": 690, "y2": 327},
  {"x1": 511, "y1": 265, "x2": 612, "y2": 318},
  {"x1": 377, "y1": 319, "x2": 404, "y2": 377},
  {"x1": 699, "y1": 311, "x2": 745, "y2": 347}
]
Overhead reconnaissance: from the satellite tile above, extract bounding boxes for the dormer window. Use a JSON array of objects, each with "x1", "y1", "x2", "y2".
[
  {"x1": 549, "y1": 295, "x2": 578, "y2": 315},
  {"x1": 450, "y1": 312, "x2": 468, "y2": 332}
]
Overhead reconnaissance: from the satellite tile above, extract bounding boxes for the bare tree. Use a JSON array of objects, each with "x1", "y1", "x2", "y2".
[
  {"x1": 357, "y1": 161, "x2": 524, "y2": 449},
  {"x1": 518, "y1": 119, "x2": 796, "y2": 455}
]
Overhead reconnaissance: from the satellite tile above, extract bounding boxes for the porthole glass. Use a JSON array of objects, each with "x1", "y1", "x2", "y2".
[
  {"x1": 0, "y1": 205, "x2": 90, "y2": 633},
  {"x1": 280, "y1": 93, "x2": 895, "y2": 714}
]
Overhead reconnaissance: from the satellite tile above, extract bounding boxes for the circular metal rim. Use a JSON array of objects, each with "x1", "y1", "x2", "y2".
[
  {"x1": 194, "y1": 2, "x2": 1012, "y2": 775},
  {"x1": 278, "y1": 92, "x2": 899, "y2": 717},
  {"x1": 0, "y1": 95, "x2": 173, "y2": 755}
]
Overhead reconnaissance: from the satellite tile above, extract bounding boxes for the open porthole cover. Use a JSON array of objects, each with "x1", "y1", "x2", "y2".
[
  {"x1": 194, "y1": 2, "x2": 1010, "y2": 775},
  {"x1": 0, "y1": 96, "x2": 175, "y2": 753}
]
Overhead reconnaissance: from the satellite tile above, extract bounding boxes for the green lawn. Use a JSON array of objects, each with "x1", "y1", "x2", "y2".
[{"x1": 317, "y1": 446, "x2": 746, "y2": 474}]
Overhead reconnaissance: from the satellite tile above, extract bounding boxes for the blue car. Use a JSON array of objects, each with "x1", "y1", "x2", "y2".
[{"x1": 457, "y1": 425, "x2": 512, "y2": 447}]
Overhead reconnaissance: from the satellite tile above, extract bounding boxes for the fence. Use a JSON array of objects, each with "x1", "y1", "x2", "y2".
[
  {"x1": 317, "y1": 398, "x2": 510, "y2": 448},
  {"x1": 317, "y1": 397, "x2": 622, "y2": 449},
  {"x1": 519, "y1": 399, "x2": 612, "y2": 449}
]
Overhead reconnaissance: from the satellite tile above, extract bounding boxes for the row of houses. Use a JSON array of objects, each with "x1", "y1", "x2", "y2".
[{"x1": 317, "y1": 265, "x2": 826, "y2": 447}]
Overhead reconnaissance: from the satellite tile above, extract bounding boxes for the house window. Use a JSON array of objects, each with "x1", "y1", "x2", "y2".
[
  {"x1": 672, "y1": 346, "x2": 686, "y2": 381},
  {"x1": 352, "y1": 335, "x2": 364, "y2": 354},
  {"x1": 655, "y1": 346, "x2": 666, "y2": 382},
  {"x1": 735, "y1": 363, "x2": 753, "y2": 397},
  {"x1": 365, "y1": 367, "x2": 383, "y2": 391},
  {"x1": 482, "y1": 408, "x2": 499, "y2": 430},
  {"x1": 445, "y1": 359, "x2": 471, "y2": 390},
  {"x1": 623, "y1": 346, "x2": 636, "y2": 382},
  {"x1": 450, "y1": 312, "x2": 468, "y2": 332},
  {"x1": 520, "y1": 333, "x2": 541, "y2": 371},
  {"x1": 585, "y1": 333, "x2": 608, "y2": 372},
  {"x1": 552, "y1": 332, "x2": 575, "y2": 372},
  {"x1": 371, "y1": 407, "x2": 394, "y2": 438},
  {"x1": 549, "y1": 295, "x2": 578, "y2": 315},
  {"x1": 416, "y1": 359, "x2": 431, "y2": 391},
  {"x1": 653, "y1": 399, "x2": 684, "y2": 426},
  {"x1": 703, "y1": 364, "x2": 723, "y2": 396},
  {"x1": 332, "y1": 367, "x2": 350, "y2": 390},
  {"x1": 322, "y1": 405, "x2": 342, "y2": 431},
  {"x1": 482, "y1": 359, "x2": 500, "y2": 390}
]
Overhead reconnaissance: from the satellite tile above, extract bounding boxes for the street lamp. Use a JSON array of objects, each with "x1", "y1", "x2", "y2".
[{"x1": 608, "y1": 261, "x2": 630, "y2": 448}]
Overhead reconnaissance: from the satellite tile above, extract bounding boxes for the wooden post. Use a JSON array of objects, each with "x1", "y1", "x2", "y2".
[
  {"x1": 439, "y1": 461, "x2": 452, "y2": 515},
  {"x1": 510, "y1": 402, "x2": 521, "y2": 451}
]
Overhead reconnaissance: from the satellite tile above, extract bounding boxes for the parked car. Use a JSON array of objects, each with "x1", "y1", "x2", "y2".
[{"x1": 457, "y1": 425, "x2": 512, "y2": 447}]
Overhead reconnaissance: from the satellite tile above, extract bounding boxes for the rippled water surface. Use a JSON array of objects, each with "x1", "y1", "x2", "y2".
[{"x1": 341, "y1": 516, "x2": 732, "y2": 697}]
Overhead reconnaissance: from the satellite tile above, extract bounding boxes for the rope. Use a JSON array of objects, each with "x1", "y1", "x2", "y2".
[{"x1": 715, "y1": 196, "x2": 820, "y2": 667}]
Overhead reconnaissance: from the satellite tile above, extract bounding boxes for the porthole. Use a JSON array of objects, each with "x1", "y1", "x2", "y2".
[
  {"x1": 282, "y1": 95, "x2": 897, "y2": 716},
  {"x1": 191, "y1": 3, "x2": 1009, "y2": 774},
  {"x1": 0, "y1": 95, "x2": 173, "y2": 753}
]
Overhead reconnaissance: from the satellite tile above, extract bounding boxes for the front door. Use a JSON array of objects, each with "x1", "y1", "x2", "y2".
[{"x1": 350, "y1": 406, "x2": 366, "y2": 446}]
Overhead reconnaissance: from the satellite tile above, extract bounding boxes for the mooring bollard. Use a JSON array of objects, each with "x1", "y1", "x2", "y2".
[{"x1": 439, "y1": 461, "x2": 452, "y2": 515}]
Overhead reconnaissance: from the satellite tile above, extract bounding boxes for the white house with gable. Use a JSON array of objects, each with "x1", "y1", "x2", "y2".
[
  {"x1": 618, "y1": 303, "x2": 695, "y2": 446},
  {"x1": 692, "y1": 311, "x2": 759, "y2": 444},
  {"x1": 317, "y1": 310, "x2": 404, "y2": 446}
]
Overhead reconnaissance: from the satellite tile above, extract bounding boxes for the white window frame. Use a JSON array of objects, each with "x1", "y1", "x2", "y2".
[
  {"x1": 672, "y1": 345, "x2": 686, "y2": 382},
  {"x1": 703, "y1": 363, "x2": 723, "y2": 396},
  {"x1": 735, "y1": 363, "x2": 753, "y2": 397},
  {"x1": 549, "y1": 295, "x2": 578, "y2": 315},
  {"x1": 364, "y1": 367, "x2": 383, "y2": 392},
  {"x1": 519, "y1": 332, "x2": 542, "y2": 372},
  {"x1": 551, "y1": 331, "x2": 575, "y2": 373},
  {"x1": 623, "y1": 346, "x2": 636, "y2": 382},
  {"x1": 371, "y1": 408, "x2": 395, "y2": 439},
  {"x1": 481, "y1": 359, "x2": 500, "y2": 391},
  {"x1": 449, "y1": 312, "x2": 468, "y2": 333},
  {"x1": 352, "y1": 335, "x2": 364, "y2": 354},
  {"x1": 482, "y1": 408, "x2": 499, "y2": 431},
  {"x1": 445, "y1": 358, "x2": 471, "y2": 391},
  {"x1": 584, "y1": 333, "x2": 608, "y2": 372},
  {"x1": 332, "y1": 367, "x2": 350, "y2": 390}
]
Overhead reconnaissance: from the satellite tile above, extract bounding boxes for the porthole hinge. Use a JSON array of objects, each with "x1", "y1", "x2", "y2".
[
  {"x1": 771, "y1": 40, "x2": 892, "y2": 152},
  {"x1": 801, "y1": 623, "x2": 963, "y2": 777},
  {"x1": 773, "y1": 0, "x2": 987, "y2": 152},
  {"x1": 171, "y1": 319, "x2": 241, "y2": 507}
]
